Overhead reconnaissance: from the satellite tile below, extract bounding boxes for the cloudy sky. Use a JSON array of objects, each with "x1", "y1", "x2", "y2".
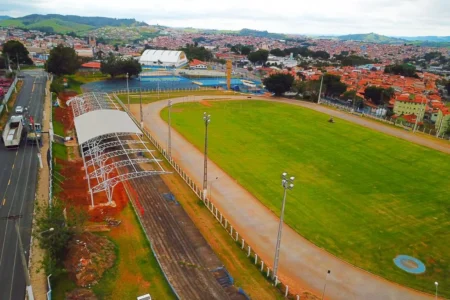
[{"x1": 1, "y1": 0, "x2": 450, "y2": 36}]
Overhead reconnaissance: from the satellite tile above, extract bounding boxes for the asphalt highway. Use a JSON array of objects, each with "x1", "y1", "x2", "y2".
[{"x1": 0, "y1": 71, "x2": 46, "y2": 300}]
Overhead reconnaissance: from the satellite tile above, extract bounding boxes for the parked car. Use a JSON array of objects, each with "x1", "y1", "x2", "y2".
[{"x1": 15, "y1": 106, "x2": 24, "y2": 114}]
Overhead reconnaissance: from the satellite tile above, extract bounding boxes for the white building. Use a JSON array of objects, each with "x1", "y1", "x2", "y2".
[{"x1": 139, "y1": 50, "x2": 188, "y2": 68}]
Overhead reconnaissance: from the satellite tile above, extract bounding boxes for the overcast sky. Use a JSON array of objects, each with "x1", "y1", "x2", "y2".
[{"x1": 1, "y1": 0, "x2": 450, "y2": 36}]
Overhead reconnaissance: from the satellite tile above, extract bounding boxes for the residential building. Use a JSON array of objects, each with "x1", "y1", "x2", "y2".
[
  {"x1": 393, "y1": 94, "x2": 427, "y2": 121},
  {"x1": 435, "y1": 107, "x2": 450, "y2": 136}
]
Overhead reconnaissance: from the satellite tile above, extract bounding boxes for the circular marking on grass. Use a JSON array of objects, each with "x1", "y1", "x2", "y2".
[{"x1": 393, "y1": 255, "x2": 426, "y2": 274}]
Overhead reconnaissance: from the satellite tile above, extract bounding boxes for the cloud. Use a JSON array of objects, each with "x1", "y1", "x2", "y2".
[{"x1": 0, "y1": 0, "x2": 449, "y2": 36}]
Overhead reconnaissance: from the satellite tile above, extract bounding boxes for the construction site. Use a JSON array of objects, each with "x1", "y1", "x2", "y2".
[{"x1": 51, "y1": 92, "x2": 250, "y2": 299}]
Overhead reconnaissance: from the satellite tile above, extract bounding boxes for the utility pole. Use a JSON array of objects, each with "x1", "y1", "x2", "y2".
[
  {"x1": 0, "y1": 215, "x2": 34, "y2": 300},
  {"x1": 272, "y1": 173, "x2": 294, "y2": 280},
  {"x1": 139, "y1": 77, "x2": 143, "y2": 128},
  {"x1": 16, "y1": 52, "x2": 20, "y2": 71},
  {"x1": 318, "y1": 73, "x2": 325, "y2": 104},
  {"x1": 168, "y1": 100, "x2": 172, "y2": 157},
  {"x1": 126, "y1": 73, "x2": 130, "y2": 111},
  {"x1": 203, "y1": 112, "x2": 211, "y2": 200}
]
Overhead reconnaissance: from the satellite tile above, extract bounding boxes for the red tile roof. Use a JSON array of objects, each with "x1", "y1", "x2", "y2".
[{"x1": 81, "y1": 61, "x2": 101, "y2": 69}]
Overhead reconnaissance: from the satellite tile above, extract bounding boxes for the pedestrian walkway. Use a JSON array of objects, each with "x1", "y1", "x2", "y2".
[
  {"x1": 29, "y1": 78, "x2": 51, "y2": 300},
  {"x1": 139, "y1": 95, "x2": 434, "y2": 300}
]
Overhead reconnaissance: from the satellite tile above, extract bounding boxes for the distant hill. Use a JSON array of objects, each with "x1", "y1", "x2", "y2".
[
  {"x1": 0, "y1": 14, "x2": 147, "y2": 34},
  {"x1": 401, "y1": 36, "x2": 450, "y2": 42},
  {"x1": 239, "y1": 28, "x2": 286, "y2": 39},
  {"x1": 337, "y1": 33, "x2": 405, "y2": 44},
  {"x1": 0, "y1": 16, "x2": 11, "y2": 21}
]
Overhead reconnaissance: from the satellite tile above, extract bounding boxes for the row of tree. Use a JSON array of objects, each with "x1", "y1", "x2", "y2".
[
  {"x1": 262, "y1": 72, "x2": 397, "y2": 108},
  {"x1": 100, "y1": 54, "x2": 142, "y2": 78}
]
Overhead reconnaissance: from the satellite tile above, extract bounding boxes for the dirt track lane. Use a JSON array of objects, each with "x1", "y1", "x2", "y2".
[{"x1": 138, "y1": 96, "x2": 438, "y2": 300}]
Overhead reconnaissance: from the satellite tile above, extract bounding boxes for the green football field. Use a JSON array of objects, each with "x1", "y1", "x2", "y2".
[{"x1": 161, "y1": 100, "x2": 450, "y2": 295}]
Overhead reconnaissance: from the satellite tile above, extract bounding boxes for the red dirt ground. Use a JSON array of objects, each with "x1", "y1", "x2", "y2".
[
  {"x1": 58, "y1": 91, "x2": 78, "y2": 103},
  {"x1": 54, "y1": 105, "x2": 75, "y2": 135},
  {"x1": 56, "y1": 158, "x2": 132, "y2": 222}
]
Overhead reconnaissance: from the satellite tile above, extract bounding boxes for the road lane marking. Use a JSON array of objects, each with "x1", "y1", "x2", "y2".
[
  {"x1": 2, "y1": 199, "x2": 5, "y2": 205},
  {"x1": 8, "y1": 179, "x2": 10, "y2": 186},
  {"x1": 12, "y1": 164, "x2": 14, "y2": 170}
]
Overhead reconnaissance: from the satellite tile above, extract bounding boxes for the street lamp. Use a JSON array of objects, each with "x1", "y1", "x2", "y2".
[
  {"x1": 168, "y1": 100, "x2": 172, "y2": 157},
  {"x1": 126, "y1": 72, "x2": 130, "y2": 112},
  {"x1": 39, "y1": 227, "x2": 54, "y2": 237},
  {"x1": 202, "y1": 112, "x2": 211, "y2": 200},
  {"x1": 435, "y1": 282, "x2": 438, "y2": 300},
  {"x1": 272, "y1": 172, "x2": 294, "y2": 280}
]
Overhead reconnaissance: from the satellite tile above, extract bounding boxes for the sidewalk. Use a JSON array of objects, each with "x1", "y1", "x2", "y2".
[
  {"x1": 140, "y1": 95, "x2": 433, "y2": 300},
  {"x1": 29, "y1": 79, "x2": 51, "y2": 300}
]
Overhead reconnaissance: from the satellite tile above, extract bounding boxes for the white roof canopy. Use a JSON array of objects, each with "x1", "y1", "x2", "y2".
[{"x1": 74, "y1": 109, "x2": 142, "y2": 144}]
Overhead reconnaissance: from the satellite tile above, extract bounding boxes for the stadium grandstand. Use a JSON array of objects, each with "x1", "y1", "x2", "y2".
[{"x1": 139, "y1": 50, "x2": 188, "y2": 69}]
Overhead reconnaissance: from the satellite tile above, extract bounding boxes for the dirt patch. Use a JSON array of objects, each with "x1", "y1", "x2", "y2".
[
  {"x1": 199, "y1": 100, "x2": 212, "y2": 107},
  {"x1": 66, "y1": 288, "x2": 98, "y2": 300},
  {"x1": 56, "y1": 158, "x2": 129, "y2": 221},
  {"x1": 58, "y1": 91, "x2": 79, "y2": 103},
  {"x1": 54, "y1": 106, "x2": 75, "y2": 135},
  {"x1": 64, "y1": 232, "x2": 116, "y2": 287}
]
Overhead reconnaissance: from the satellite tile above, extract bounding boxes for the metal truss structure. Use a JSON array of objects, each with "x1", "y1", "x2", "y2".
[
  {"x1": 68, "y1": 92, "x2": 169, "y2": 207},
  {"x1": 67, "y1": 92, "x2": 119, "y2": 118}
]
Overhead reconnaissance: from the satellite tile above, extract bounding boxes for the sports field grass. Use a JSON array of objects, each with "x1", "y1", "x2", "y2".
[{"x1": 161, "y1": 100, "x2": 450, "y2": 296}]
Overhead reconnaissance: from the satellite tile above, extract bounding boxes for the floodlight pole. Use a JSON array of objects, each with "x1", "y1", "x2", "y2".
[
  {"x1": 202, "y1": 112, "x2": 211, "y2": 200},
  {"x1": 0, "y1": 215, "x2": 34, "y2": 300},
  {"x1": 272, "y1": 172, "x2": 294, "y2": 280},
  {"x1": 168, "y1": 100, "x2": 172, "y2": 157},
  {"x1": 139, "y1": 76, "x2": 143, "y2": 128},
  {"x1": 321, "y1": 270, "x2": 331, "y2": 300},
  {"x1": 435, "y1": 282, "x2": 438, "y2": 300},
  {"x1": 126, "y1": 73, "x2": 130, "y2": 112}
]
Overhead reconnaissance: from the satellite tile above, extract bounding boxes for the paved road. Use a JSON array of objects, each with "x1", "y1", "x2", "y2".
[
  {"x1": 0, "y1": 71, "x2": 46, "y2": 300},
  {"x1": 141, "y1": 95, "x2": 435, "y2": 300}
]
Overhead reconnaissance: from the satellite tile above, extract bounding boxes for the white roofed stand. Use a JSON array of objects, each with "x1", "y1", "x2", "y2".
[{"x1": 67, "y1": 93, "x2": 168, "y2": 207}]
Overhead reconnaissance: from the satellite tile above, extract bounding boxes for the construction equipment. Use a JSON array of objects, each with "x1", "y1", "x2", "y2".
[{"x1": 2, "y1": 115, "x2": 24, "y2": 149}]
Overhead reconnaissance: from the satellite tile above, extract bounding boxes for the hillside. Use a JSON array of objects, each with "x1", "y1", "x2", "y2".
[
  {"x1": 338, "y1": 33, "x2": 405, "y2": 44},
  {"x1": 0, "y1": 14, "x2": 147, "y2": 34},
  {"x1": 0, "y1": 16, "x2": 10, "y2": 21},
  {"x1": 401, "y1": 36, "x2": 450, "y2": 42},
  {"x1": 239, "y1": 28, "x2": 286, "y2": 39}
]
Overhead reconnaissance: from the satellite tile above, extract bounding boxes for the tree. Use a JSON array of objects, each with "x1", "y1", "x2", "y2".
[
  {"x1": 270, "y1": 48, "x2": 285, "y2": 57},
  {"x1": 247, "y1": 66, "x2": 253, "y2": 71},
  {"x1": 2, "y1": 40, "x2": 33, "y2": 67},
  {"x1": 240, "y1": 46, "x2": 251, "y2": 55},
  {"x1": 263, "y1": 73, "x2": 294, "y2": 96},
  {"x1": 322, "y1": 74, "x2": 347, "y2": 97},
  {"x1": 34, "y1": 200, "x2": 87, "y2": 277},
  {"x1": 247, "y1": 50, "x2": 269, "y2": 65},
  {"x1": 100, "y1": 54, "x2": 142, "y2": 78},
  {"x1": 363, "y1": 86, "x2": 394, "y2": 105},
  {"x1": 384, "y1": 64, "x2": 418, "y2": 78},
  {"x1": 45, "y1": 44, "x2": 79, "y2": 76},
  {"x1": 180, "y1": 45, "x2": 213, "y2": 61}
]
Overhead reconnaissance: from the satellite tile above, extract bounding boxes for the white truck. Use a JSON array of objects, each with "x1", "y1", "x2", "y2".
[{"x1": 2, "y1": 115, "x2": 24, "y2": 149}]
